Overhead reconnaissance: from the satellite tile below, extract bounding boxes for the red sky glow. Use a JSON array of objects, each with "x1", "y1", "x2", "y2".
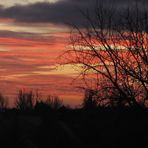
[{"x1": 0, "y1": 18, "x2": 84, "y2": 107}]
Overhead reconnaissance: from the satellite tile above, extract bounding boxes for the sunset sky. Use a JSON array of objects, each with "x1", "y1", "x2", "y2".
[{"x1": 0, "y1": 0, "x2": 147, "y2": 107}]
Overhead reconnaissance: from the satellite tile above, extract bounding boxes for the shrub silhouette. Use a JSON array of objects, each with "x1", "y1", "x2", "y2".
[
  {"x1": 45, "y1": 95, "x2": 63, "y2": 110},
  {"x1": 35, "y1": 95, "x2": 63, "y2": 112}
]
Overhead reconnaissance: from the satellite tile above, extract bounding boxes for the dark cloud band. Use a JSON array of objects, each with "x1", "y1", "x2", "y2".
[{"x1": 0, "y1": 0, "x2": 147, "y2": 27}]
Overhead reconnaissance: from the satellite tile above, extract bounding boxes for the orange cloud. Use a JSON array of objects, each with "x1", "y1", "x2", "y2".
[{"x1": 0, "y1": 30, "x2": 83, "y2": 107}]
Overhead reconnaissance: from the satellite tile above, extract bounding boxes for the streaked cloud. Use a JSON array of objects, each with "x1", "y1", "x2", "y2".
[
  {"x1": 0, "y1": 0, "x2": 59, "y2": 7},
  {"x1": 0, "y1": 20, "x2": 82, "y2": 106}
]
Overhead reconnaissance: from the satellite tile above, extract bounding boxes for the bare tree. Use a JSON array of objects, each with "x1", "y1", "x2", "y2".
[
  {"x1": 15, "y1": 89, "x2": 35, "y2": 110},
  {"x1": 64, "y1": 2, "x2": 148, "y2": 107}
]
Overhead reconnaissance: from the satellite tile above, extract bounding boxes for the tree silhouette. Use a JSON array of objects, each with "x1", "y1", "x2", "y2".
[
  {"x1": 82, "y1": 89, "x2": 98, "y2": 110},
  {"x1": 35, "y1": 95, "x2": 63, "y2": 112},
  {"x1": 15, "y1": 89, "x2": 35, "y2": 110},
  {"x1": 0, "y1": 93, "x2": 8, "y2": 110},
  {"x1": 64, "y1": 1, "x2": 148, "y2": 107},
  {"x1": 45, "y1": 95, "x2": 63, "y2": 110}
]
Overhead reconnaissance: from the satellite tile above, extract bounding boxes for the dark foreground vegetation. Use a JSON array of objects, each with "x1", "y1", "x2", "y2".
[{"x1": 0, "y1": 90, "x2": 148, "y2": 148}]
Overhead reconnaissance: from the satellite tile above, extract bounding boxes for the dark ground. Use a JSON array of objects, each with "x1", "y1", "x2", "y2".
[{"x1": 0, "y1": 107, "x2": 148, "y2": 148}]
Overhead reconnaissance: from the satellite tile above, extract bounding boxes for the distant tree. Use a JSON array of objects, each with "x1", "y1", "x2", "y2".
[
  {"x1": 35, "y1": 95, "x2": 63, "y2": 111},
  {"x1": 64, "y1": 1, "x2": 148, "y2": 107},
  {"x1": 82, "y1": 89, "x2": 98, "y2": 110},
  {"x1": 46, "y1": 95, "x2": 63, "y2": 110},
  {"x1": 15, "y1": 89, "x2": 35, "y2": 110},
  {"x1": 0, "y1": 93, "x2": 8, "y2": 110}
]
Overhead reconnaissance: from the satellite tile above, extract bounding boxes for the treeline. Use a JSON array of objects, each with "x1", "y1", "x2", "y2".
[
  {"x1": 0, "y1": 88, "x2": 147, "y2": 112},
  {"x1": 0, "y1": 89, "x2": 147, "y2": 148},
  {"x1": 0, "y1": 89, "x2": 63, "y2": 111}
]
